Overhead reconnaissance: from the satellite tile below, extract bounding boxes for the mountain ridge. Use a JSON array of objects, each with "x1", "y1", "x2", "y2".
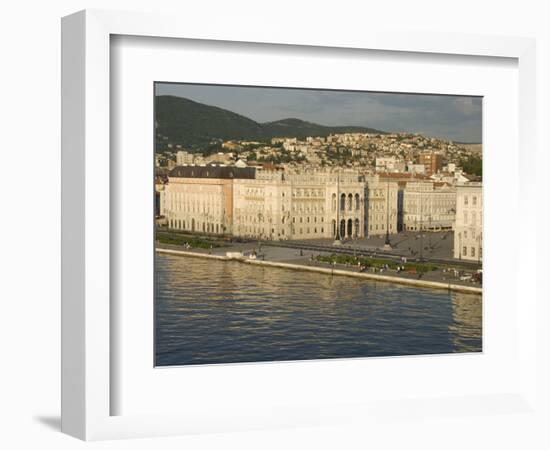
[{"x1": 155, "y1": 95, "x2": 387, "y2": 150}]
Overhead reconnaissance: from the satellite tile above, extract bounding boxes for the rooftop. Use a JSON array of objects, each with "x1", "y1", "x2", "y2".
[{"x1": 168, "y1": 165, "x2": 256, "y2": 180}]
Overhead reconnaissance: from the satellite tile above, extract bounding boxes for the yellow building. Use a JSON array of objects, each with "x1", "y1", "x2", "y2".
[{"x1": 160, "y1": 165, "x2": 255, "y2": 235}]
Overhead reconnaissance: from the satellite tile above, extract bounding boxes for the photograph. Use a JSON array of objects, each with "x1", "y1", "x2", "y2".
[{"x1": 153, "y1": 83, "x2": 483, "y2": 367}]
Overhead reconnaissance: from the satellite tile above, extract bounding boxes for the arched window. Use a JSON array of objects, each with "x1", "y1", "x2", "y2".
[
  {"x1": 340, "y1": 193, "x2": 346, "y2": 211},
  {"x1": 332, "y1": 193, "x2": 336, "y2": 212},
  {"x1": 355, "y1": 193, "x2": 360, "y2": 210}
]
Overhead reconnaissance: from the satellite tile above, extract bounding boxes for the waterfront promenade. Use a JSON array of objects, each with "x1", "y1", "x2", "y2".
[{"x1": 155, "y1": 239, "x2": 482, "y2": 295}]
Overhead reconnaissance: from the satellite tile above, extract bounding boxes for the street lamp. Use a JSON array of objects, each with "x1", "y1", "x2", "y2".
[
  {"x1": 257, "y1": 211, "x2": 263, "y2": 250},
  {"x1": 384, "y1": 179, "x2": 392, "y2": 249},
  {"x1": 418, "y1": 189, "x2": 424, "y2": 262},
  {"x1": 427, "y1": 214, "x2": 432, "y2": 252},
  {"x1": 477, "y1": 233, "x2": 482, "y2": 265},
  {"x1": 333, "y1": 172, "x2": 342, "y2": 245}
]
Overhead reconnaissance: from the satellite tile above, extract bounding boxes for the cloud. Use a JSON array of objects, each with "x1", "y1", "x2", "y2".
[{"x1": 451, "y1": 97, "x2": 482, "y2": 116}]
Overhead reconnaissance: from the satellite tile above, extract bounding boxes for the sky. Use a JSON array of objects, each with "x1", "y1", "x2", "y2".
[{"x1": 156, "y1": 83, "x2": 482, "y2": 143}]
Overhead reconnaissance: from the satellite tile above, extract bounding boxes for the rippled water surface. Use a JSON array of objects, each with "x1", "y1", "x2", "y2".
[{"x1": 155, "y1": 254, "x2": 482, "y2": 366}]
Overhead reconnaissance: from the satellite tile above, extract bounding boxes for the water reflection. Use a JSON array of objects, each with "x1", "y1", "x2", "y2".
[
  {"x1": 155, "y1": 254, "x2": 482, "y2": 366},
  {"x1": 449, "y1": 292, "x2": 483, "y2": 352}
]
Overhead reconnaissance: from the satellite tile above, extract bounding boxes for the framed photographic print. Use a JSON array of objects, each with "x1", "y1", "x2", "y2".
[
  {"x1": 153, "y1": 82, "x2": 483, "y2": 368},
  {"x1": 61, "y1": 9, "x2": 538, "y2": 441}
]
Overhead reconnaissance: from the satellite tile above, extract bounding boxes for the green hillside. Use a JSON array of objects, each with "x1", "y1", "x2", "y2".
[
  {"x1": 155, "y1": 95, "x2": 386, "y2": 150},
  {"x1": 155, "y1": 96, "x2": 264, "y2": 149}
]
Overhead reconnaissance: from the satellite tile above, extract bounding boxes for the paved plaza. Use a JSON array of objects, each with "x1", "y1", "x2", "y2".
[{"x1": 290, "y1": 230, "x2": 456, "y2": 260}]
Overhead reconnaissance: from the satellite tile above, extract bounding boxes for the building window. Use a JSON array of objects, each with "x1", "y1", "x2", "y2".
[
  {"x1": 462, "y1": 246, "x2": 467, "y2": 256},
  {"x1": 473, "y1": 196, "x2": 477, "y2": 206},
  {"x1": 471, "y1": 247, "x2": 476, "y2": 257},
  {"x1": 464, "y1": 196, "x2": 468, "y2": 205}
]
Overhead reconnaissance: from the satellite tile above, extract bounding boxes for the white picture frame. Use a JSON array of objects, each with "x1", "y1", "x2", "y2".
[{"x1": 61, "y1": 9, "x2": 538, "y2": 441}]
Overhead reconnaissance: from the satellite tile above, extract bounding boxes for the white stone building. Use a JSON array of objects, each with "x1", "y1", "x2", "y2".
[
  {"x1": 403, "y1": 181, "x2": 456, "y2": 231},
  {"x1": 453, "y1": 182, "x2": 483, "y2": 261},
  {"x1": 406, "y1": 163, "x2": 426, "y2": 174},
  {"x1": 176, "y1": 150, "x2": 195, "y2": 165},
  {"x1": 375, "y1": 157, "x2": 406, "y2": 173},
  {"x1": 232, "y1": 171, "x2": 367, "y2": 240}
]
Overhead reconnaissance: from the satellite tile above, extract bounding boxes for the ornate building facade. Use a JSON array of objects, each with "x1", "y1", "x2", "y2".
[
  {"x1": 160, "y1": 166, "x2": 401, "y2": 241},
  {"x1": 232, "y1": 171, "x2": 367, "y2": 240}
]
